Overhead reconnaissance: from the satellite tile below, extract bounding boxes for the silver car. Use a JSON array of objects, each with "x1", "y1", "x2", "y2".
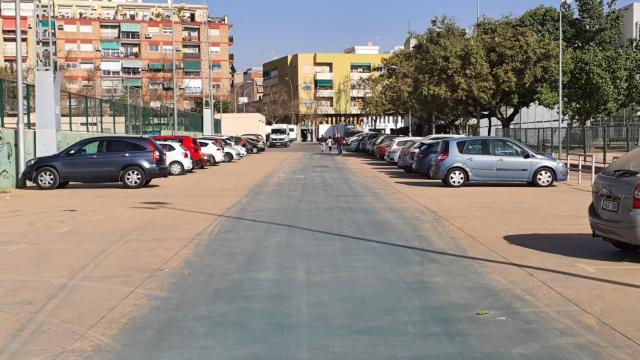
[
  {"x1": 589, "y1": 148, "x2": 640, "y2": 250},
  {"x1": 430, "y1": 136, "x2": 568, "y2": 187}
]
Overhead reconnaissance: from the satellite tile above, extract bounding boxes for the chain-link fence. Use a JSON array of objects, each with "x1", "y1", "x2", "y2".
[
  {"x1": 496, "y1": 126, "x2": 640, "y2": 166},
  {"x1": 0, "y1": 78, "x2": 203, "y2": 134}
]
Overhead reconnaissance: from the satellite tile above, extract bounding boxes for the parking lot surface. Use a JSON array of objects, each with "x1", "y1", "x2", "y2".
[{"x1": 1, "y1": 143, "x2": 639, "y2": 359}]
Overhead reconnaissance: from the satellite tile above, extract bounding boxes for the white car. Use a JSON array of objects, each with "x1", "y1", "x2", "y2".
[
  {"x1": 157, "y1": 141, "x2": 193, "y2": 176},
  {"x1": 201, "y1": 137, "x2": 241, "y2": 162},
  {"x1": 385, "y1": 137, "x2": 422, "y2": 163},
  {"x1": 197, "y1": 139, "x2": 225, "y2": 165},
  {"x1": 214, "y1": 137, "x2": 245, "y2": 159}
]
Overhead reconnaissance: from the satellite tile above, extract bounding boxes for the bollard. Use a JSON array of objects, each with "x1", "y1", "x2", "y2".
[
  {"x1": 591, "y1": 156, "x2": 596, "y2": 185},
  {"x1": 566, "y1": 155, "x2": 571, "y2": 182}
]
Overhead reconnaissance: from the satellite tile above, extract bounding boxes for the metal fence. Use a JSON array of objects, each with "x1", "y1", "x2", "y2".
[
  {"x1": 496, "y1": 126, "x2": 640, "y2": 165},
  {"x1": 0, "y1": 78, "x2": 203, "y2": 134}
]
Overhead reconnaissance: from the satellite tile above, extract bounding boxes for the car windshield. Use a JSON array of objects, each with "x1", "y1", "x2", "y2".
[
  {"x1": 272, "y1": 129, "x2": 287, "y2": 135},
  {"x1": 602, "y1": 148, "x2": 640, "y2": 176}
]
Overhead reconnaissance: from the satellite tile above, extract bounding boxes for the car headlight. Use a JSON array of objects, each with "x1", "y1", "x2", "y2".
[{"x1": 25, "y1": 158, "x2": 36, "y2": 167}]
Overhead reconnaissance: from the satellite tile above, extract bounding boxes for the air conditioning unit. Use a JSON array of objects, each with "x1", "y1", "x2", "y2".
[
  {"x1": 175, "y1": 47, "x2": 181, "y2": 52},
  {"x1": 144, "y1": 33, "x2": 152, "y2": 39},
  {"x1": 57, "y1": 24, "x2": 64, "y2": 30},
  {"x1": 178, "y1": 85, "x2": 184, "y2": 89},
  {"x1": 95, "y1": 46, "x2": 102, "y2": 51}
]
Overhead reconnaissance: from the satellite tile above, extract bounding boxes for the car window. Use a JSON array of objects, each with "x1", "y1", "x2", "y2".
[
  {"x1": 127, "y1": 142, "x2": 148, "y2": 152},
  {"x1": 198, "y1": 142, "x2": 208, "y2": 148},
  {"x1": 105, "y1": 140, "x2": 129, "y2": 153},
  {"x1": 602, "y1": 148, "x2": 640, "y2": 175},
  {"x1": 493, "y1": 140, "x2": 524, "y2": 157},
  {"x1": 459, "y1": 140, "x2": 491, "y2": 155},
  {"x1": 159, "y1": 144, "x2": 174, "y2": 152},
  {"x1": 424, "y1": 143, "x2": 440, "y2": 154},
  {"x1": 179, "y1": 144, "x2": 189, "y2": 152},
  {"x1": 74, "y1": 140, "x2": 100, "y2": 155}
]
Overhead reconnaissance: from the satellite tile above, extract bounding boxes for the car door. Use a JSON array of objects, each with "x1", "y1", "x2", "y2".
[
  {"x1": 59, "y1": 140, "x2": 102, "y2": 181},
  {"x1": 98, "y1": 140, "x2": 130, "y2": 181},
  {"x1": 492, "y1": 140, "x2": 532, "y2": 181},
  {"x1": 459, "y1": 139, "x2": 496, "y2": 180}
]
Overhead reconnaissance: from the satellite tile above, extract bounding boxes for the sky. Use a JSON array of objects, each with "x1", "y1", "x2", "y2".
[{"x1": 208, "y1": 0, "x2": 563, "y2": 72}]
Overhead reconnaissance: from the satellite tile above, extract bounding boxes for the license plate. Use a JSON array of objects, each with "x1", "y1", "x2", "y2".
[{"x1": 601, "y1": 199, "x2": 620, "y2": 212}]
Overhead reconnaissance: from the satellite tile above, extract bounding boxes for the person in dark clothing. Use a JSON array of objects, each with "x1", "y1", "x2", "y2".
[{"x1": 336, "y1": 136, "x2": 344, "y2": 156}]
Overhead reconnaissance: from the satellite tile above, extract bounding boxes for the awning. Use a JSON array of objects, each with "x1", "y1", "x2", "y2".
[
  {"x1": 2, "y1": 18, "x2": 28, "y2": 30},
  {"x1": 182, "y1": 25, "x2": 200, "y2": 30},
  {"x1": 100, "y1": 61, "x2": 121, "y2": 71},
  {"x1": 80, "y1": 61, "x2": 94, "y2": 64},
  {"x1": 148, "y1": 62, "x2": 163, "y2": 70},
  {"x1": 100, "y1": 22, "x2": 119, "y2": 27},
  {"x1": 351, "y1": 63, "x2": 371, "y2": 67},
  {"x1": 120, "y1": 23, "x2": 140, "y2": 32},
  {"x1": 121, "y1": 59, "x2": 142, "y2": 68},
  {"x1": 164, "y1": 63, "x2": 174, "y2": 70},
  {"x1": 125, "y1": 78, "x2": 142, "y2": 87},
  {"x1": 183, "y1": 61, "x2": 201, "y2": 71},
  {"x1": 39, "y1": 20, "x2": 55, "y2": 28},
  {"x1": 315, "y1": 79, "x2": 333, "y2": 87},
  {"x1": 100, "y1": 40, "x2": 120, "y2": 50}
]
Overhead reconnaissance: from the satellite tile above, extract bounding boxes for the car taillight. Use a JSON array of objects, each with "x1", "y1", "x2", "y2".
[
  {"x1": 183, "y1": 152, "x2": 189, "y2": 159},
  {"x1": 437, "y1": 152, "x2": 449, "y2": 162},
  {"x1": 634, "y1": 183, "x2": 640, "y2": 209},
  {"x1": 147, "y1": 140, "x2": 160, "y2": 162}
]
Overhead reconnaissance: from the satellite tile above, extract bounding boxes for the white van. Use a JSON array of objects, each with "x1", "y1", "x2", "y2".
[
  {"x1": 288, "y1": 125, "x2": 297, "y2": 142},
  {"x1": 269, "y1": 124, "x2": 290, "y2": 147}
]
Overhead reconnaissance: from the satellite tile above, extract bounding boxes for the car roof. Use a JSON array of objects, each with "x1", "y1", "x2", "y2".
[{"x1": 444, "y1": 136, "x2": 511, "y2": 141}]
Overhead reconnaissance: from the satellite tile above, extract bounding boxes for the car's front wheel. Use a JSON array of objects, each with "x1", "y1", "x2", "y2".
[
  {"x1": 35, "y1": 167, "x2": 60, "y2": 190},
  {"x1": 251, "y1": 147, "x2": 259, "y2": 154},
  {"x1": 169, "y1": 161, "x2": 184, "y2": 176},
  {"x1": 533, "y1": 168, "x2": 555, "y2": 187},
  {"x1": 445, "y1": 168, "x2": 467, "y2": 188},
  {"x1": 122, "y1": 166, "x2": 147, "y2": 189},
  {"x1": 224, "y1": 153, "x2": 233, "y2": 163}
]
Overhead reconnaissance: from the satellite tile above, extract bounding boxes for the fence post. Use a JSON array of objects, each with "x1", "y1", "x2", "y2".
[
  {"x1": 626, "y1": 125, "x2": 631, "y2": 153},
  {"x1": 112, "y1": 102, "x2": 116, "y2": 134},
  {"x1": 565, "y1": 126, "x2": 570, "y2": 160},
  {"x1": 84, "y1": 96, "x2": 90, "y2": 132},
  {"x1": 578, "y1": 156, "x2": 583, "y2": 185},
  {"x1": 25, "y1": 85, "x2": 31, "y2": 129},
  {"x1": 0, "y1": 79, "x2": 4, "y2": 128},
  {"x1": 591, "y1": 156, "x2": 596, "y2": 185},
  {"x1": 537, "y1": 128, "x2": 541, "y2": 152},
  {"x1": 99, "y1": 98, "x2": 104, "y2": 133},
  {"x1": 582, "y1": 127, "x2": 587, "y2": 155},
  {"x1": 602, "y1": 125, "x2": 608, "y2": 165},
  {"x1": 68, "y1": 93, "x2": 72, "y2": 131},
  {"x1": 566, "y1": 154, "x2": 571, "y2": 182}
]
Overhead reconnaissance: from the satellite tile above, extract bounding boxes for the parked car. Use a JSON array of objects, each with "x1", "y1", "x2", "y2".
[
  {"x1": 21, "y1": 136, "x2": 168, "y2": 190},
  {"x1": 201, "y1": 137, "x2": 241, "y2": 162},
  {"x1": 197, "y1": 139, "x2": 225, "y2": 165},
  {"x1": 157, "y1": 141, "x2": 193, "y2": 176},
  {"x1": 375, "y1": 136, "x2": 399, "y2": 159},
  {"x1": 152, "y1": 136, "x2": 205, "y2": 169},
  {"x1": 589, "y1": 148, "x2": 640, "y2": 251},
  {"x1": 430, "y1": 136, "x2": 568, "y2": 187},
  {"x1": 217, "y1": 136, "x2": 247, "y2": 157},
  {"x1": 398, "y1": 141, "x2": 427, "y2": 172},
  {"x1": 242, "y1": 136, "x2": 266, "y2": 153},
  {"x1": 412, "y1": 141, "x2": 441, "y2": 176},
  {"x1": 372, "y1": 135, "x2": 396, "y2": 156},
  {"x1": 385, "y1": 137, "x2": 420, "y2": 163}
]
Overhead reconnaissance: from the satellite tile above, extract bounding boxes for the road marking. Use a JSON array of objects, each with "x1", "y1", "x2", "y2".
[{"x1": 576, "y1": 263, "x2": 640, "y2": 273}]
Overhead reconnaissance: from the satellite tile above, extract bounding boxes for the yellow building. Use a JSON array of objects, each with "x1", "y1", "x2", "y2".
[{"x1": 262, "y1": 44, "x2": 389, "y2": 128}]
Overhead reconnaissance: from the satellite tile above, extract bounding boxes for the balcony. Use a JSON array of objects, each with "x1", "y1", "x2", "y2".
[
  {"x1": 263, "y1": 77, "x2": 278, "y2": 87},
  {"x1": 120, "y1": 32, "x2": 141, "y2": 41},
  {"x1": 350, "y1": 72, "x2": 371, "y2": 81},
  {"x1": 228, "y1": 35, "x2": 234, "y2": 44},
  {"x1": 351, "y1": 89, "x2": 372, "y2": 97},
  {"x1": 317, "y1": 106, "x2": 335, "y2": 114},
  {"x1": 229, "y1": 53, "x2": 234, "y2": 61},
  {"x1": 183, "y1": 52, "x2": 201, "y2": 59},
  {"x1": 182, "y1": 34, "x2": 200, "y2": 42},
  {"x1": 315, "y1": 72, "x2": 333, "y2": 81},
  {"x1": 184, "y1": 88, "x2": 203, "y2": 96},
  {"x1": 315, "y1": 89, "x2": 334, "y2": 98},
  {"x1": 350, "y1": 107, "x2": 362, "y2": 114}
]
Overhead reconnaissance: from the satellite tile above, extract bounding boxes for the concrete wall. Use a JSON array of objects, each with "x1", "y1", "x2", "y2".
[{"x1": 216, "y1": 113, "x2": 266, "y2": 136}]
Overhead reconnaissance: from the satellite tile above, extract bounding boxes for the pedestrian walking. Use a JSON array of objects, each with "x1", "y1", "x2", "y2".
[
  {"x1": 336, "y1": 136, "x2": 344, "y2": 156},
  {"x1": 326, "y1": 137, "x2": 334, "y2": 153},
  {"x1": 319, "y1": 135, "x2": 326, "y2": 152}
]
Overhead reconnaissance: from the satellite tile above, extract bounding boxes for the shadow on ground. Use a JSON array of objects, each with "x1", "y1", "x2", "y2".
[{"x1": 505, "y1": 233, "x2": 640, "y2": 263}]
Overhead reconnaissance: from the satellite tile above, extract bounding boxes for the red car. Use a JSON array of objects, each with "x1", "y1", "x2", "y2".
[
  {"x1": 152, "y1": 136, "x2": 205, "y2": 169},
  {"x1": 376, "y1": 142, "x2": 392, "y2": 159}
]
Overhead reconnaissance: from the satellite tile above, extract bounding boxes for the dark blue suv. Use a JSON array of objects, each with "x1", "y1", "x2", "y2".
[{"x1": 21, "y1": 136, "x2": 168, "y2": 190}]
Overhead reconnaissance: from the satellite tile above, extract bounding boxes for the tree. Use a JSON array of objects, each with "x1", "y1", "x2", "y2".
[
  {"x1": 563, "y1": 0, "x2": 623, "y2": 50},
  {"x1": 519, "y1": 6, "x2": 560, "y2": 40}
]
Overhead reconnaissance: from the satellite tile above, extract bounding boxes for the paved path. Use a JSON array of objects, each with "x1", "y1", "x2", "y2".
[{"x1": 102, "y1": 145, "x2": 634, "y2": 359}]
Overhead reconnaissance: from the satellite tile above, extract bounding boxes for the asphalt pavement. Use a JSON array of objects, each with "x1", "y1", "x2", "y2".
[{"x1": 103, "y1": 144, "x2": 631, "y2": 359}]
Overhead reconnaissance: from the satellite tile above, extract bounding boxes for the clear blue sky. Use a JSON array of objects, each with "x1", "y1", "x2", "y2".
[{"x1": 208, "y1": 0, "x2": 562, "y2": 71}]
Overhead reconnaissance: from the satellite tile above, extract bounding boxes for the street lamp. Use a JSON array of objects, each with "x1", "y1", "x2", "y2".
[
  {"x1": 388, "y1": 65, "x2": 412, "y2": 136},
  {"x1": 16, "y1": 0, "x2": 26, "y2": 177},
  {"x1": 284, "y1": 77, "x2": 295, "y2": 124},
  {"x1": 558, "y1": 0, "x2": 569, "y2": 157},
  {"x1": 169, "y1": 0, "x2": 178, "y2": 134},
  {"x1": 234, "y1": 80, "x2": 252, "y2": 113}
]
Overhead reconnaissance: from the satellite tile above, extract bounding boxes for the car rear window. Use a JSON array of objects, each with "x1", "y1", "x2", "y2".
[
  {"x1": 602, "y1": 148, "x2": 640, "y2": 176},
  {"x1": 438, "y1": 140, "x2": 450, "y2": 154},
  {"x1": 105, "y1": 140, "x2": 129, "y2": 153},
  {"x1": 127, "y1": 141, "x2": 148, "y2": 152},
  {"x1": 159, "y1": 144, "x2": 174, "y2": 152}
]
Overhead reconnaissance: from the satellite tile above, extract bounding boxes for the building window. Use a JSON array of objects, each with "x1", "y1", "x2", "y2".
[
  {"x1": 211, "y1": 82, "x2": 221, "y2": 90},
  {"x1": 79, "y1": 43, "x2": 93, "y2": 52},
  {"x1": 79, "y1": 25, "x2": 92, "y2": 33},
  {"x1": 64, "y1": 43, "x2": 78, "y2": 51},
  {"x1": 79, "y1": 62, "x2": 94, "y2": 70},
  {"x1": 150, "y1": 100, "x2": 161, "y2": 108},
  {"x1": 63, "y1": 24, "x2": 77, "y2": 32},
  {"x1": 208, "y1": 28, "x2": 220, "y2": 37},
  {"x1": 149, "y1": 81, "x2": 163, "y2": 89},
  {"x1": 162, "y1": 45, "x2": 173, "y2": 53},
  {"x1": 162, "y1": 27, "x2": 172, "y2": 35},
  {"x1": 210, "y1": 64, "x2": 221, "y2": 72},
  {"x1": 102, "y1": 69, "x2": 121, "y2": 76},
  {"x1": 209, "y1": 46, "x2": 221, "y2": 54},
  {"x1": 148, "y1": 44, "x2": 159, "y2": 52},
  {"x1": 147, "y1": 27, "x2": 159, "y2": 36},
  {"x1": 64, "y1": 62, "x2": 78, "y2": 69},
  {"x1": 302, "y1": 82, "x2": 312, "y2": 91}
]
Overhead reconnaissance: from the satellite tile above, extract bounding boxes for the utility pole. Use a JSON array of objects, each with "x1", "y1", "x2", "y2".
[
  {"x1": 170, "y1": 0, "x2": 178, "y2": 134},
  {"x1": 285, "y1": 77, "x2": 295, "y2": 124},
  {"x1": 15, "y1": 0, "x2": 25, "y2": 176},
  {"x1": 558, "y1": 0, "x2": 565, "y2": 157}
]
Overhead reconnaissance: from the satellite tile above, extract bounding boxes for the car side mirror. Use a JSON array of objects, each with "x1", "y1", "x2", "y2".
[{"x1": 523, "y1": 153, "x2": 531, "y2": 159}]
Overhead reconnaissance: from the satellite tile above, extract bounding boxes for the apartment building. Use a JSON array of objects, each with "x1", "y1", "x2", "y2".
[
  {"x1": 234, "y1": 67, "x2": 263, "y2": 106},
  {"x1": 262, "y1": 44, "x2": 390, "y2": 126},
  {"x1": 0, "y1": 0, "x2": 36, "y2": 74},
  {"x1": 0, "y1": 0, "x2": 234, "y2": 111},
  {"x1": 623, "y1": 2, "x2": 640, "y2": 41}
]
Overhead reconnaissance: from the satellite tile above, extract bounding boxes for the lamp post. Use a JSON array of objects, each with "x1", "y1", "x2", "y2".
[
  {"x1": 558, "y1": 0, "x2": 566, "y2": 157},
  {"x1": 170, "y1": 0, "x2": 178, "y2": 134},
  {"x1": 284, "y1": 77, "x2": 295, "y2": 124},
  {"x1": 234, "y1": 80, "x2": 252, "y2": 113},
  {"x1": 15, "y1": 0, "x2": 25, "y2": 177}
]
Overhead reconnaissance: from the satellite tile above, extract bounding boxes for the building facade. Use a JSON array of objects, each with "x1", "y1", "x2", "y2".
[
  {"x1": 262, "y1": 45, "x2": 395, "y2": 129},
  {"x1": 233, "y1": 67, "x2": 262, "y2": 111},
  {"x1": 622, "y1": 2, "x2": 640, "y2": 41},
  {"x1": 0, "y1": 0, "x2": 234, "y2": 111}
]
